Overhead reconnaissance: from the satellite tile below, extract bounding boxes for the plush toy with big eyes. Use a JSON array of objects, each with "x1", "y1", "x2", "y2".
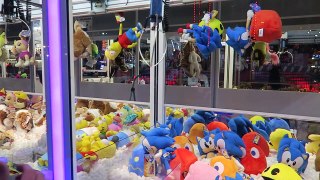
[
  {"x1": 12, "y1": 39, "x2": 34, "y2": 67},
  {"x1": 172, "y1": 136, "x2": 194, "y2": 153},
  {"x1": 210, "y1": 156, "x2": 238, "y2": 179},
  {"x1": 185, "y1": 161, "x2": 222, "y2": 180},
  {"x1": 169, "y1": 148, "x2": 198, "y2": 180},
  {"x1": 226, "y1": 27, "x2": 250, "y2": 55},
  {"x1": 277, "y1": 135, "x2": 309, "y2": 174},
  {"x1": 196, "y1": 131, "x2": 216, "y2": 159}
]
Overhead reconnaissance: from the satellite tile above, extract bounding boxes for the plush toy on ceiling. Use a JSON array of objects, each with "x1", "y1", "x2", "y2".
[
  {"x1": 277, "y1": 135, "x2": 309, "y2": 174},
  {"x1": 104, "y1": 13, "x2": 143, "y2": 61},
  {"x1": 73, "y1": 20, "x2": 93, "y2": 59},
  {"x1": 0, "y1": 32, "x2": 7, "y2": 62},
  {"x1": 226, "y1": 27, "x2": 250, "y2": 55}
]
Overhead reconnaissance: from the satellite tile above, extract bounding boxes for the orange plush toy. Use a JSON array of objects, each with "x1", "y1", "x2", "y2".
[
  {"x1": 207, "y1": 121, "x2": 229, "y2": 131},
  {"x1": 250, "y1": 10, "x2": 282, "y2": 43},
  {"x1": 170, "y1": 148, "x2": 198, "y2": 180}
]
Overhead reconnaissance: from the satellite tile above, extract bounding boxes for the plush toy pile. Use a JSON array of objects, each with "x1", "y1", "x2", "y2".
[
  {"x1": 0, "y1": 89, "x2": 47, "y2": 166},
  {"x1": 127, "y1": 111, "x2": 319, "y2": 180},
  {"x1": 72, "y1": 99, "x2": 152, "y2": 173}
]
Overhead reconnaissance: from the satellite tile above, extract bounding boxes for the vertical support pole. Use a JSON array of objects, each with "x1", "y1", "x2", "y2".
[
  {"x1": 150, "y1": 2, "x2": 166, "y2": 125},
  {"x1": 224, "y1": 38, "x2": 229, "y2": 88},
  {"x1": 210, "y1": 2, "x2": 221, "y2": 107},
  {"x1": 228, "y1": 47, "x2": 234, "y2": 88},
  {"x1": 29, "y1": 21, "x2": 36, "y2": 92},
  {"x1": 1, "y1": 62, "x2": 6, "y2": 78},
  {"x1": 135, "y1": 10, "x2": 140, "y2": 79},
  {"x1": 43, "y1": 0, "x2": 76, "y2": 179}
]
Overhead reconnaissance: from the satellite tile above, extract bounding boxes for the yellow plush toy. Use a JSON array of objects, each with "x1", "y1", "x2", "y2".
[
  {"x1": 166, "y1": 107, "x2": 174, "y2": 117},
  {"x1": 269, "y1": 129, "x2": 292, "y2": 150},
  {"x1": 262, "y1": 163, "x2": 302, "y2": 180},
  {"x1": 173, "y1": 109, "x2": 185, "y2": 119},
  {"x1": 306, "y1": 134, "x2": 320, "y2": 154},
  {"x1": 76, "y1": 119, "x2": 88, "y2": 130},
  {"x1": 250, "y1": 115, "x2": 265, "y2": 125}
]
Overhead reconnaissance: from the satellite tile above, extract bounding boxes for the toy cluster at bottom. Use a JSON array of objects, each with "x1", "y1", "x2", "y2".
[{"x1": 128, "y1": 110, "x2": 320, "y2": 180}]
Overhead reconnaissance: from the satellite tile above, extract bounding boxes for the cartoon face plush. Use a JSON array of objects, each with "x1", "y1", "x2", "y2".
[
  {"x1": 4, "y1": 92, "x2": 15, "y2": 107},
  {"x1": 197, "y1": 132, "x2": 216, "y2": 158},
  {"x1": 84, "y1": 109, "x2": 102, "y2": 121},
  {"x1": 242, "y1": 132, "x2": 269, "y2": 157},
  {"x1": 141, "y1": 128, "x2": 175, "y2": 155},
  {"x1": 0, "y1": 105, "x2": 14, "y2": 130},
  {"x1": 170, "y1": 148, "x2": 198, "y2": 180},
  {"x1": 226, "y1": 27, "x2": 250, "y2": 55},
  {"x1": 269, "y1": 128, "x2": 292, "y2": 150},
  {"x1": 277, "y1": 135, "x2": 309, "y2": 174},
  {"x1": 185, "y1": 161, "x2": 222, "y2": 180},
  {"x1": 172, "y1": 136, "x2": 194, "y2": 153},
  {"x1": 214, "y1": 130, "x2": 246, "y2": 158},
  {"x1": 262, "y1": 163, "x2": 302, "y2": 180},
  {"x1": 0, "y1": 131, "x2": 13, "y2": 149},
  {"x1": 12, "y1": 39, "x2": 33, "y2": 67},
  {"x1": 306, "y1": 134, "x2": 320, "y2": 154},
  {"x1": 15, "y1": 110, "x2": 33, "y2": 131},
  {"x1": 210, "y1": 156, "x2": 238, "y2": 179},
  {"x1": 13, "y1": 91, "x2": 29, "y2": 109},
  {"x1": 241, "y1": 136, "x2": 267, "y2": 175}
]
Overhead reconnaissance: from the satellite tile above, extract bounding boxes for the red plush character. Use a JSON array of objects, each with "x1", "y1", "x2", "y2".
[
  {"x1": 242, "y1": 132, "x2": 269, "y2": 156},
  {"x1": 170, "y1": 148, "x2": 198, "y2": 180},
  {"x1": 250, "y1": 10, "x2": 282, "y2": 43},
  {"x1": 240, "y1": 144, "x2": 267, "y2": 175},
  {"x1": 207, "y1": 121, "x2": 229, "y2": 131}
]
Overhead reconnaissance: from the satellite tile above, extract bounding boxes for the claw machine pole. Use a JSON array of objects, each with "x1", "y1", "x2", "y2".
[
  {"x1": 43, "y1": 0, "x2": 76, "y2": 179},
  {"x1": 150, "y1": 0, "x2": 166, "y2": 126}
]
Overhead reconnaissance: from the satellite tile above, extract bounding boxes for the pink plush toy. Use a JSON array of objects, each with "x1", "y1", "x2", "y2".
[
  {"x1": 185, "y1": 161, "x2": 222, "y2": 180},
  {"x1": 108, "y1": 124, "x2": 122, "y2": 131}
]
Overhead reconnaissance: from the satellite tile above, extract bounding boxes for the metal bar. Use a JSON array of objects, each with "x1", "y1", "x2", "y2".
[
  {"x1": 29, "y1": 21, "x2": 35, "y2": 92},
  {"x1": 20, "y1": 0, "x2": 42, "y2": 8},
  {"x1": 43, "y1": 0, "x2": 75, "y2": 179},
  {"x1": 164, "y1": 104, "x2": 320, "y2": 123}
]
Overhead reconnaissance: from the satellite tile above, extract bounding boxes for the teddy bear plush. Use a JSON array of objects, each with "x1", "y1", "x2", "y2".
[
  {"x1": 188, "y1": 43, "x2": 202, "y2": 78},
  {"x1": 73, "y1": 21, "x2": 93, "y2": 59},
  {"x1": 15, "y1": 110, "x2": 33, "y2": 132},
  {"x1": 4, "y1": 92, "x2": 15, "y2": 108},
  {"x1": 13, "y1": 91, "x2": 29, "y2": 109},
  {"x1": 76, "y1": 99, "x2": 90, "y2": 109},
  {"x1": 0, "y1": 105, "x2": 14, "y2": 130}
]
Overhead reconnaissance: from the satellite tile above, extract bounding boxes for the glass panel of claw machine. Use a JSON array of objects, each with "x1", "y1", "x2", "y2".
[
  {"x1": 0, "y1": 0, "x2": 48, "y2": 179},
  {"x1": 162, "y1": 104, "x2": 320, "y2": 180}
]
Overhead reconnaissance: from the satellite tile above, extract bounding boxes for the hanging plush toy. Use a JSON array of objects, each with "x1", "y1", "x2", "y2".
[
  {"x1": 104, "y1": 13, "x2": 142, "y2": 61},
  {"x1": 0, "y1": 32, "x2": 7, "y2": 62},
  {"x1": 73, "y1": 21, "x2": 93, "y2": 59},
  {"x1": 226, "y1": 27, "x2": 250, "y2": 55},
  {"x1": 12, "y1": 30, "x2": 34, "y2": 67},
  {"x1": 180, "y1": 42, "x2": 202, "y2": 78},
  {"x1": 277, "y1": 135, "x2": 309, "y2": 174}
]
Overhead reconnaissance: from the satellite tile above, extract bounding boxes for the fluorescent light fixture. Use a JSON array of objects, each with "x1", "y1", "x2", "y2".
[{"x1": 47, "y1": 0, "x2": 65, "y2": 179}]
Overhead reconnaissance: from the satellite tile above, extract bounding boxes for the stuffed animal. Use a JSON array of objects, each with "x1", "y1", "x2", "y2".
[
  {"x1": 210, "y1": 156, "x2": 238, "y2": 179},
  {"x1": 0, "y1": 89, "x2": 6, "y2": 103},
  {"x1": 11, "y1": 31, "x2": 34, "y2": 67},
  {"x1": 0, "y1": 105, "x2": 14, "y2": 130},
  {"x1": 13, "y1": 91, "x2": 29, "y2": 109},
  {"x1": 269, "y1": 118, "x2": 290, "y2": 132},
  {"x1": 226, "y1": 27, "x2": 250, "y2": 55},
  {"x1": 0, "y1": 131, "x2": 13, "y2": 149},
  {"x1": 76, "y1": 99, "x2": 90, "y2": 109},
  {"x1": 128, "y1": 144, "x2": 146, "y2": 176},
  {"x1": 4, "y1": 92, "x2": 15, "y2": 108},
  {"x1": 169, "y1": 148, "x2": 198, "y2": 180},
  {"x1": 277, "y1": 135, "x2": 309, "y2": 174},
  {"x1": 269, "y1": 128, "x2": 292, "y2": 150},
  {"x1": 188, "y1": 123, "x2": 207, "y2": 144},
  {"x1": 166, "y1": 116, "x2": 183, "y2": 138},
  {"x1": 185, "y1": 161, "x2": 222, "y2": 180},
  {"x1": 187, "y1": 42, "x2": 202, "y2": 78},
  {"x1": 242, "y1": 132, "x2": 269, "y2": 157},
  {"x1": 178, "y1": 24, "x2": 222, "y2": 59},
  {"x1": 241, "y1": 132, "x2": 267, "y2": 175},
  {"x1": 14, "y1": 109, "x2": 33, "y2": 132},
  {"x1": 196, "y1": 131, "x2": 216, "y2": 159},
  {"x1": 141, "y1": 128, "x2": 175, "y2": 175},
  {"x1": 183, "y1": 111, "x2": 214, "y2": 134},
  {"x1": 0, "y1": 32, "x2": 7, "y2": 62},
  {"x1": 306, "y1": 134, "x2": 320, "y2": 154},
  {"x1": 73, "y1": 21, "x2": 93, "y2": 59},
  {"x1": 213, "y1": 130, "x2": 246, "y2": 158},
  {"x1": 207, "y1": 121, "x2": 229, "y2": 131},
  {"x1": 262, "y1": 163, "x2": 302, "y2": 180},
  {"x1": 105, "y1": 21, "x2": 142, "y2": 61},
  {"x1": 172, "y1": 136, "x2": 194, "y2": 153}
]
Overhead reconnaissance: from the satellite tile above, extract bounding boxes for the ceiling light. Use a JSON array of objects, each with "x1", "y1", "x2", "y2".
[{"x1": 315, "y1": 34, "x2": 318, "y2": 37}]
